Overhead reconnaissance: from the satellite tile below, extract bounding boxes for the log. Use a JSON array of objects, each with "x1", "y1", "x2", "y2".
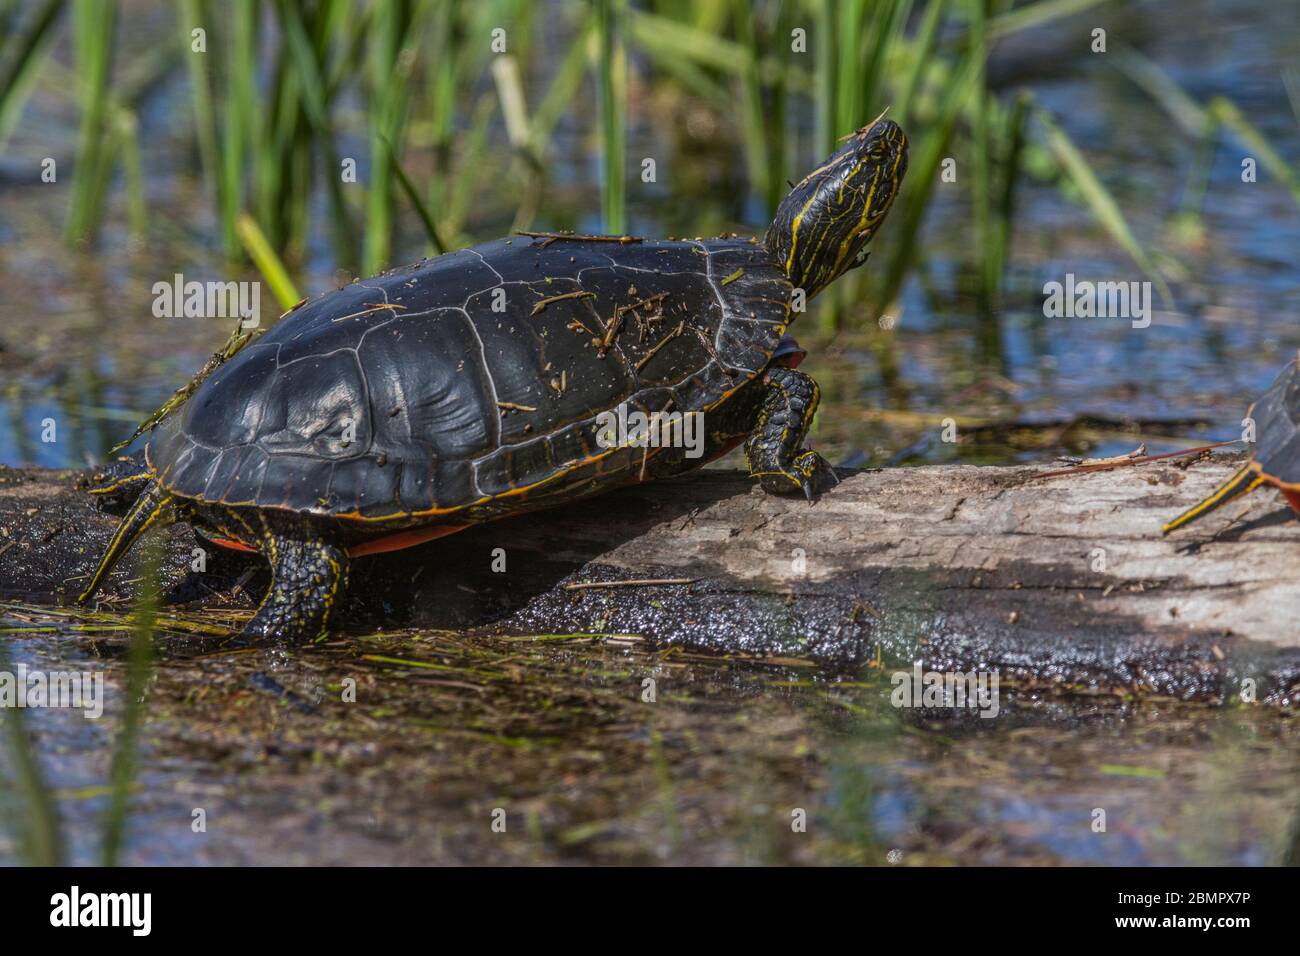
[{"x1": 1, "y1": 456, "x2": 1298, "y2": 704}]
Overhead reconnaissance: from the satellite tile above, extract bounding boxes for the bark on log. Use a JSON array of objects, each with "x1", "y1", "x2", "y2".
[{"x1": 1, "y1": 456, "x2": 1297, "y2": 704}]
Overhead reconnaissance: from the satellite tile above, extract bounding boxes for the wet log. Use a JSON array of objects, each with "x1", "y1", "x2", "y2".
[{"x1": 1, "y1": 457, "x2": 1297, "y2": 704}]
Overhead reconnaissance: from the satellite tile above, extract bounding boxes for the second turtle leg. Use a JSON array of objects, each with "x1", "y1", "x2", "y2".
[
  {"x1": 240, "y1": 511, "x2": 350, "y2": 643},
  {"x1": 744, "y1": 365, "x2": 839, "y2": 500}
]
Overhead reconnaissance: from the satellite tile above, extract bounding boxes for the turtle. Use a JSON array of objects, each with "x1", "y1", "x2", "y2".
[
  {"x1": 1163, "y1": 354, "x2": 1300, "y2": 534},
  {"x1": 77, "y1": 116, "x2": 909, "y2": 641}
]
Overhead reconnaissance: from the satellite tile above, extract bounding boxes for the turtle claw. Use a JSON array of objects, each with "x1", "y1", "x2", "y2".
[
  {"x1": 757, "y1": 450, "x2": 839, "y2": 502},
  {"x1": 800, "y1": 451, "x2": 841, "y2": 502}
]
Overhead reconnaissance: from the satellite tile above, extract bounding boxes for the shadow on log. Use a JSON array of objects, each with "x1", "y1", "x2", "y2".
[{"x1": 1, "y1": 455, "x2": 1297, "y2": 704}]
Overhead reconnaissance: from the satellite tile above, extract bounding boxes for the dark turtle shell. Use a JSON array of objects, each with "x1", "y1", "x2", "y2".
[
  {"x1": 146, "y1": 236, "x2": 792, "y2": 522},
  {"x1": 1247, "y1": 355, "x2": 1300, "y2": 487}
]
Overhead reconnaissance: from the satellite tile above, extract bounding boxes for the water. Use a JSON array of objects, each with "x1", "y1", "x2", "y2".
[
  {"x1": 2, "y1": 623, "x2": 1297, "y2": 865},
  {"x1": 1, "y1": 0, "x2": 1298, "y2": 865}
]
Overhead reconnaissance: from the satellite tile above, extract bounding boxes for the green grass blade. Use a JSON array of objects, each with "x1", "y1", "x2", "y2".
[
  {"x1": 363, "y1": 0, "x2": 418, "y2": 274},
  {"x1": 622, "y1": 7, "x2": 746, "y2": 73},
  {"x1": 873, "y1": 51, "x2": 981, "y2": 318},
  {"x1": 219, "y1": 0, "x2": 257, "y2": 260},
  {"x1": 1111, "y1": 45, "x2": 1209, "y2": 137},
  {"x1": 1173, "y1": 116, "x2": 1219, "y2": 244},
  {"x1": 894, "y1": 0, "x2": 948, "y2": 126},
  {"x1": 383, "y1": 134, "x2": 447, "y2": 255},
  {"x1": 989, "y1": 91, "x2": 1030, "y2": 302},
  {"x1": 0, "y1": 0, "x2": 64, "y2": 152},
  {"x1": 987, "y1": 0, "x2": 1110, "y2": 40},
  {"x1": 443, "y1": 91, "x2": 496, "y2": 241},
  {"x1": 595, "y1": 0, "x2": 626, "y2": 234},
  {"x1": 276, "y1": 0, "x2": 332, "y2": 128},
  {"x1": 968, "y1": 0, "x2": 993, "y2": 308},
  {"x1": 114, "y1": 108, "x2": 147, "y2": 241},
  {"x1": 177, "y1": 0, "x2": 224, "y2": 247},
  {"x1": 814, "y1": 0, "x2": 835, "y2": 157},
  {"x1": 425, "y1": 0, "x2": 458, "y2": 221},
  {"x1": 100, "y1": 542, "x2": 159, "y2": 867},
  {"x1": 237, "y1": 213, "x2": 302, "y2": 309},
  {"x1": 63, "y1": 0, "x2": 117, "y2": 243},
  {"x1": 1, "y1": 691, "x2": 65, "y2": 865},
  {"x1": 850, "y1": 0, "x2": 905, "y2": 137},
  {"x1": 1111, "y1": 45, "x2": 1299, "y2": 217},
  {"x1": 625, "y1": 24, "x2": 729, "y2": 108},
  {"x1": 528, "y1": 19, "x2": 594, "y2": 159},
  {"x1": 765, "y1": 0, "x2": 795, "y2": 217},
  {"x1": 275, "y1": 0, "x2": 359, "y2": 270},
  {"x1": 1036, "y1": 107, "x2": 1174, "y2": 306},
  {"x1": 1282, "y1": 67, "x2": 1300, "y2": 127},
  {"x1": 1209, "y1": 96, "x2": 1300, "y2": 208},
  {"x1": 731, "y1": 0, "x2": 769, "y2": 214}
]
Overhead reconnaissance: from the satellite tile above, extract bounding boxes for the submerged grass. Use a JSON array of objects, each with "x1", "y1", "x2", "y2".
[
  {"x1": 2, "y1": 591, "x2": 1297, "y2": 863},
  {"x1": 0, "y1": 543, "x2": 161, "y2": 866},
  {"x1": 0, "y1": 671, "x2": 65, "y2": 865},
  {"x1": 100, "y1": 542, "x2": 159, "y2": 866}
]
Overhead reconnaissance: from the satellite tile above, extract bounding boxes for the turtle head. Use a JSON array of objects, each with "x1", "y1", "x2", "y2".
[
  {"x1": 766, "y1": 114, "x2": 908, "y2": 299},
  {"x1": 87, "y1": 456, "x2": 152, "y2": 516}
]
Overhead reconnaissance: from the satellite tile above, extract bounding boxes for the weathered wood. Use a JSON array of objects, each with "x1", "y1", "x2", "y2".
[
  {"x1": 518, "y1": 455, "x2": 1300, "y2": 641},
  {"x1": 2, "y1": 457, "x2": 1297, "y2": 703}
]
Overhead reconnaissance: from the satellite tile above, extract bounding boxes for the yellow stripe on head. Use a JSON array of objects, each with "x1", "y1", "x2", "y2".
[{"x1": 767, "y1": 117, "x2": 909, "y2": 301}]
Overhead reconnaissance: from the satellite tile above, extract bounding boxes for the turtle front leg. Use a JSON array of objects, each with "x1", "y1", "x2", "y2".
[
  {"x1": 242, "y1": 512, "x2": 350, "y2": 643},
  {"x1": 744, "y1": 365, "x2": 839, "y2": 500}
]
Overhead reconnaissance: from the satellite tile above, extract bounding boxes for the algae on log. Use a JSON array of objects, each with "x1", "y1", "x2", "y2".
[{"x1": 1, "y1": 457, "x2": 1297, "y2": 703}]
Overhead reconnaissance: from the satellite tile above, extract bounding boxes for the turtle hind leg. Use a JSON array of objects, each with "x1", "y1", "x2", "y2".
[
  {"x1": 241, "y1": 511, "x2": 349, "y2": 644},
  {"x1": 1161, "y1": 463, "x2": 1264, "y2": 534},
  {"x1": 744, "y1": 365, "x2": 839, "y2": 501},
  {"x1": 77, "y1": 481, "x2": 175, "y2": 604}
]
